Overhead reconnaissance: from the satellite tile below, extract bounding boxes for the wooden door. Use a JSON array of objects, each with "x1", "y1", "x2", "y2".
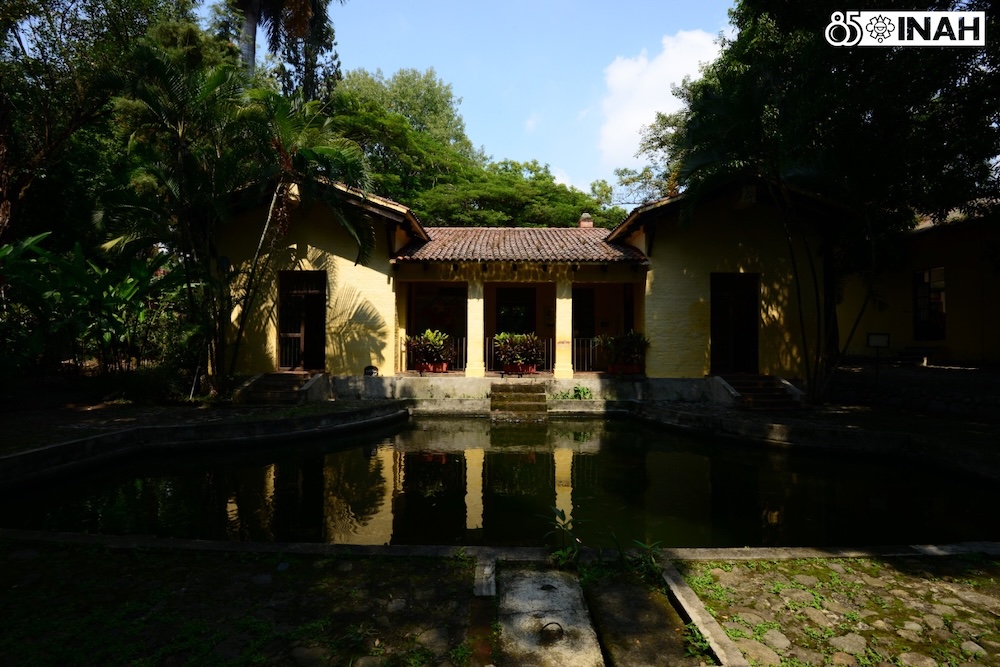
[{"x1": 278, "y1": 271, "x2": 326, "y2": 370}]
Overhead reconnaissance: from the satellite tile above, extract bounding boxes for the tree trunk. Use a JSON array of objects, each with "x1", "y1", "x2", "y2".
[
  {"x1": 239, "y1": 1, "x2": 260, "y2": 73},
  {"x1": 0, "y1": 103, "x2": 16, "y2": 244}
]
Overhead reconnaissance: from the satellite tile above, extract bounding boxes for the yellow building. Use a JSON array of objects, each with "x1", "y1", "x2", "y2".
[
  {"x1": 838, "y1": 215, "x2": 1000, "y2": 365},
  {"x1": 217, "y1": 181, "x2": 827, "y2": 384},
  {"x1": 609, "y1": 183, "x2": 824, "y2": 382}
]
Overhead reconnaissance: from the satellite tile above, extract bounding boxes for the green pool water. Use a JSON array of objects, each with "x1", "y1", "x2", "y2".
[{"x1": 1, "y1": 417, "x2": 996, "y2": 548}]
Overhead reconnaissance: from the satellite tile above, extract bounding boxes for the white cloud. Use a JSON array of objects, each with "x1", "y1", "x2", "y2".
[
  {"x1": 598, "y1": 29, "x2": 722, "y2": 171},
  {"x1": 525, "y1": 112, "x2": 541, "y2": 133},
  {"x1": 551, "y1": 167, "x2": 581, "y2": 190}
]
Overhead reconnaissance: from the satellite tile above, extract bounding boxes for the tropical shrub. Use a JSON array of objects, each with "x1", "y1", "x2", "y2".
[
  {"x1": 596, "y1": 330, "x2": 650, "y2": 365},
  {"x1": 405, "y1": 329, "x2": 454, "y2": 365},
  {"x1": 493, "y1": 332, "x2": 544, "y2": 367}
]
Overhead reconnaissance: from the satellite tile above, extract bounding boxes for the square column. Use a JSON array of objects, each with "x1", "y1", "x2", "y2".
[
  {"x1": 553, "y1": 277, "x2": 574, "y2": 378},
  {"x1": 466, "y1": 278, "x2": 486, "y2": 377}
]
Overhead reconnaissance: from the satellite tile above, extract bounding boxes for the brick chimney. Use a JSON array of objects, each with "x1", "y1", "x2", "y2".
[{"x1": 578, "y1": 212, "x2": 593, "y2": 228}]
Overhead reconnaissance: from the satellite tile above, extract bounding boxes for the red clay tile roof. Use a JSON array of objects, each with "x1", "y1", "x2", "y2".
[{"x1": 393, "y1": 227, "x2": 647, "y2": 263}]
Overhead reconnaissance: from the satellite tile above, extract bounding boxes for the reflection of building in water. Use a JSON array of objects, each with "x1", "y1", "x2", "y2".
[
  {"x1": 317, "y1": 422, "x2": 612, "y2": 546},
  {"x1": 234, "y1": 422, "x2": 725, "y2": 547}
]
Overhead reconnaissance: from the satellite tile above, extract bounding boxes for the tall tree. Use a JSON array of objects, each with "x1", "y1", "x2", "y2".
[
  {"x1": 0, "y1": 0, "x2": 171, "y2": 243},
  {"x1": 115, "y1": 39, "x2": 259, "y2": 388},
  {"x1": 634, "y1": 0, "x2": 999, "y2": 396},
  {"x1": 227, "y1": 88, "x2": 372, "y2": 375},
  {"x1": 276, "y1": 0, "x2": 343, "y2": 100},
  {"x1": 229, "y1": 0, "x2": 344, "y2": 75},
  {"x1": 338, "y1": 68, "x2": 486, "y2": 164},
  {"x1": 116, "y1": 29, "x2": 372, "y2": 388}
]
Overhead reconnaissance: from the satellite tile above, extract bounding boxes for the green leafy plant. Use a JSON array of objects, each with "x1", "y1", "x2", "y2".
[
  {"x1": 553, "y1": 384, "x2": 593, "y2": 400},
  {"x1": 683, "y1": 622, "x2": 713, "y2": 659},
  {"x1": 544, "y1": 506, "x2": 583, "y2": 569},
  {"x1": 632, "y1": 539, "x2": 663, "y2": 570},
  {"x1": 595, "y1": 330, "x2": 650, "y2": 366},
  {"x1": 493, "y1": 332, "x2": 544, "y2": 367},
  {"x1": 405, "y1": 329, "x2": 455, "y2": 365}
]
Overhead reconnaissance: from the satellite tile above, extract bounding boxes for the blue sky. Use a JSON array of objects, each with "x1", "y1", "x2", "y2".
[{"x1": 330, "y1": 0, "x2": 735, "y2": 193}]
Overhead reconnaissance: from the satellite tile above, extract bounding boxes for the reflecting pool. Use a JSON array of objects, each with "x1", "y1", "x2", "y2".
[{"x1": 2, "y1": 417, "x2": 998, "y2": 548}]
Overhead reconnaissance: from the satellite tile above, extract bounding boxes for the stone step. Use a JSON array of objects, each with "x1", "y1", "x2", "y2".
[
  {"x1": 491, "y1": 393, "x2": 547, "y2": 404},
  {"x1": 238, "y1": 372, "x2": 315, "y2": 405},
  {"x1": 490, "y1": 401, "x2": 548, "y2": 413},
  {"x1": 490, "y1": 411, "x2": 548, "y2": 423},
  {"x1": 241, "y1": 391, "x2": 301, "y2": 406},
  {"x1": 721, "y1": 374, "x2": 801, "y2": 411},
  {"x1": 491, "y1": 383, "x2": 547, "y2": 395},
  {"x1": 496, "y1": 569, "x2": 605, "y2": 667}
]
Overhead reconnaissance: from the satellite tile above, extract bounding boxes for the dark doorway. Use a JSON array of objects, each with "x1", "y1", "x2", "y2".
[
  {"x1": 495, "y1": 287, "x2": 535, "y2": 334},
  {"x1": 278, "y1": 271, "x2": 326, "y2": 370},
  {"x1": 572, "y1": 287, "x2": 595, "y2": 338},
  {"x1": 710, "y1": 273, "x2": 759, "y2": 375}
]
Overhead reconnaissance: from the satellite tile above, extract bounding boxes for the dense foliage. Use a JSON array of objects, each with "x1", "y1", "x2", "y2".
[
  {"x1": 0, "y1": 0, "x2": 622, "y2": 395},
  {"x1": 628, "y1": 0, "x2": 999, "y2": 396},
  {"x1": 637, "y1": 0, "x2": 999, "y2": 223}
]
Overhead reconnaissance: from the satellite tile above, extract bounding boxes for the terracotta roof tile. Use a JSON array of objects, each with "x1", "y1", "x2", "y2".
[{"x1": 393, "y1": 227, "x2": 646, "y2": 263}]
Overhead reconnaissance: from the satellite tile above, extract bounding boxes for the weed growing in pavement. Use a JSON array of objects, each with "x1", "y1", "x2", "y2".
[
  {"x1": 683, "y1": 571, "x2": 735, "y2": 606},
  {"x1": 543, "y1": 506, "x2": 584, "y2": 569},
  {"x1": 683, "y1": 623, "x2": 713, "y2": 659},
  {"x1": 552, "y1": 385, "x2": 593, "y2": 399},
  {"x1": 448, "y1": 642, "x2": 473, "y2": 666},
  {"x1": 751, "y1": 620, "x2": 782, "y2": 640}
]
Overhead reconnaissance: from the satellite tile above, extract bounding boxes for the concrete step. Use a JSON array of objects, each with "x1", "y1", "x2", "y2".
[
  {"x1": 491, "y1": 393, "x2": 547, "y2": 405},
  {"x1": 721, "y1": 374, "x2": 801, "y2": 411},
  {"x1": 496, "y1": 568, "x2": 605, "y2": 667},
  {"x1": 241, "y1": 391, "x2": 301, "y2": 405},
  {"x1": 238, "y1": 372, "x2": 314, "y2": 405},
  {"x1": 491, "y1": 383, "x2": 547, "y2": 395},
  {"x1": 490, "y1": 382, "x2": 548, "y2": 418},
  {"x1": 490, "y1": 401, "x2": 548, "y2": 413},
  {"x1": 490, "y1": 411, "x2": 548, "y2": 423}
]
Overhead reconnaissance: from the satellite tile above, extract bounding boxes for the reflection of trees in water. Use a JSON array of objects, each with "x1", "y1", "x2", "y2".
[
  {"x1": 323, "y1": 448, "x2": 387, "y2": 542},
  {"x1": 227, "y1": 466, "x2": 276, "y2": 542},
  {"x1": 393, "y1": 453, "x2": 467, "y2": 545},
  {"x1": 58, "y1": 472, "x2": 232, "y2": 540}
]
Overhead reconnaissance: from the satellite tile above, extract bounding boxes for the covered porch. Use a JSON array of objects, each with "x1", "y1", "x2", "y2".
[{"x1": 391, "y1": 224, "x2": 648, "y2": 378}]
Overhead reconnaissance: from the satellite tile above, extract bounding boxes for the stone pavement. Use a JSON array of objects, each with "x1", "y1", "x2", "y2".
[{"x1": 665, "y1": 544, "x2": 1000, "y2": 667}]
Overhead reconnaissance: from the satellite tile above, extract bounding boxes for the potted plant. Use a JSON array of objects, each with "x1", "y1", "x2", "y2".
[
  {"x1": 596, "y1": 330, "x2": 650, "y2": 374},
  {"x1": 494, "y1": 332, "x2": 544, "y2": 375},
  {"x1": 405, "y1": 329, "x2": 453, "y2": 373}
]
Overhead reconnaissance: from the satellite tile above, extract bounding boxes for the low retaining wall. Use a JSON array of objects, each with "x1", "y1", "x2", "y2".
[
  {"x1": 332, "y1": 376, "x2": 718, "y2": 402},
  {"x1": 0, "y1": 401, "x2": 409, "y2": 489}
]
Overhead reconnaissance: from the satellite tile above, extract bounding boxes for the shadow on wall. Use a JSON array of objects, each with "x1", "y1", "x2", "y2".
[
  {"x1": 315, "y1": 254, "x2": 388, "y2": 376},
  {"x1": 716, "y1": 238, "x2": 810, "y2": 380},
  {"x1": 759, "y1": 273, "x2": 806, "y2": 379},
  {"x1": 327, "y1": 285, "x2": 388, "y2": 375},
  {"x1": 226, "y1": 246, "x2": 296, "y2": 374}
]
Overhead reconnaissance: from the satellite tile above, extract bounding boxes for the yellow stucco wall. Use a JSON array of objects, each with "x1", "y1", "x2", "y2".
[
  {"x1": 839, "y1": 220, "x2": 1000, "y2": 364},
  {"x1": 217, "y1": 201, "x2": 398, "y2": 376},
  {"x1": 642, "y1": 196, "x2": 823, "y2": 380}
]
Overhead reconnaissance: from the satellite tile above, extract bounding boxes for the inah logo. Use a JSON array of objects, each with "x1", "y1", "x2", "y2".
[
  {"x1": 826, "y1": 11, "x2": 986, "y2": 47},
  {"x1": 866, "y1": 15, "x2": 894, "y2": 43}
]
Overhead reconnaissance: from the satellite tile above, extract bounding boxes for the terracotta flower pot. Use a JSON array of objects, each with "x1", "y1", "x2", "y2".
[
  {"x1": 503, "y1": 363, "x2": 536, "y2": 375},
  {"x1": 416, "y1": 362, "x2": 448, "y2": 373}
]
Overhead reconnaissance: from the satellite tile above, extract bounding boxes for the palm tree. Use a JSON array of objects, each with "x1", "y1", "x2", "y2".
[
  {"x1": 227, "y1": 88, "x2": 372, "y2": 374},
  {"x1": 117, "y1": 38, "x2": 373, "y2": 388},
  {"x1": 232, "y1": 0, "x2": 345, "y2": 74},
  {"x1": 115, "y1": 44, "x2": 254, "y2": 387}
]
